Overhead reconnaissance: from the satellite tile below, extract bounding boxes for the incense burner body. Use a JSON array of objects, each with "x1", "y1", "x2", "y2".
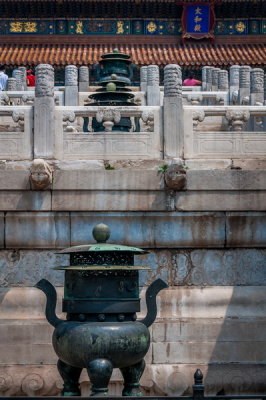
[
  {"x1": 36, "y1": 224, "x2": 167, "y2": 397},
  {"x1": 52, "y1": 320, "x2": 150, "y2": 369}
]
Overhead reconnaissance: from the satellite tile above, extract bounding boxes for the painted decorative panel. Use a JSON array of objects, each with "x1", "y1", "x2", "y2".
[{"x1": 0, "y1": 19, "x2": 264, "y2": 36}]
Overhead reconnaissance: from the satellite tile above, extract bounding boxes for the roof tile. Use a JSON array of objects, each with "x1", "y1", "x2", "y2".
[{"x1": 0, "y1": 43, "x2": 265, "y2": 67}]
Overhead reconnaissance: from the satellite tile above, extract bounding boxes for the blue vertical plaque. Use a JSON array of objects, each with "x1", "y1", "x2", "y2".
[{"x1": 182, "y1": 2, "x2": 215, "y2": 40}]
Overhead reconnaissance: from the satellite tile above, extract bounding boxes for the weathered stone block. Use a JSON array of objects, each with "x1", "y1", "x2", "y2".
[
  {"x1": 0, "y1": 343, "x2": 57, "y2": 365},
  {"x1": 0, "y1": 252, "x2": 66, "y2": 287},
  {"x1": 0, "y1": 191, "x2": 51, "y2": 211},
  {"x1": 232, "y1": 159, "x2": 266, "y2": 169},
  {"x1": 175, "y1": 191, "x2": 266, "y2": 211},
  {"x1": 152, "y1": 341, "x2": 266, "y2": 364},
  {"x1": 53, "y1": 170, "x2": 164, "y2": 191},
  {"x1": 226, "y1": 212, "x2": 266, "y2": 247},
  {"x1": 155, "y1": 287, "x2": 266, "y2": 319},
  {"x1": 185, "y1": 159, "x2": 232, "y2": 170},
  {"x1": 0, "y1": 288, "x2": 64, "y2": 319},
  {"x1": 5, "y1": 212, "x2": 70, "y2": 248},
  {"x1": 1, "y1": 248, "x2": 266, "y2": 287},
  {"x1": 152, "y1": 319, "x2": 266, "y2": 343},
  {"x1": 186, "y1": 170, "x2": 266, "y2": 190},
  {"x1": 52, "y1": 191, "x2": 169, "y2": 211},
  {"x1": 69, "y1": 212, "x2": 225, "y2": 248},
  {"x1": 0, "y1": 213, "x2": 4, "y2": 249},
  {"x1": 0, "y1": 170, "x2": 30, "y2": 190}
]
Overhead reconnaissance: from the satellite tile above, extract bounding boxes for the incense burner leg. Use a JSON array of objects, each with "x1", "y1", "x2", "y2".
[
  {"x1": 57, "y1": 359, "x2": 82, "y2": 396},
  {"x1": 120, "y1": 359, "x2": 146, "y2": 396},
  {"x1": 87, "y1": 358, "x2": 113, "y2": 396}
]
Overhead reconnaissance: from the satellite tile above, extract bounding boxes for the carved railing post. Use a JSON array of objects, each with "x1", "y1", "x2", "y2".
[
  {"x1": 79, "y1": 66, "x2": 89, "y2": 92},
  {"x1": 147, "y1": 65, "x2": 160, "y2": 106},
  {"x1": 140, "y1": 66, "x2": 147, "y2": 94},
  {"x1": 238, "y1": 66, "x2": 251, "y2": 105},
  {"x1": 201, "y1": 66, "x2": 208, "y2": 91},
  {"x1": 218, "y1": 70, "x2": 229, "y2": 91},
  {"x1": 163, "y1": 64, "x2": 183, "y2": 158},
  {"x1": 250, "y1": 68, "x2": 264, "y2": 105},
  {"x1": 206, "y1": 67, "x2": 214, "y2": 92},
  {"x1": 264, "y1": 72, "x2": 266, "y2": 105},
  {"x1": 18, "y1": 66, "x2": 27, "y2": 91},
  {"x1": 7, "y1": 77, "x2": 17, "y2": 91},
  {"x1": 229, "y1": 65, "x2": 240, "y2": 105},
  {"x1": 12, "y1": 69, "x2": 24, "y2": 91},
  {"x1": 212, "y1": 68, "x2": 219, "y2": 91},
  {"x1": 250, "y1": 68, "x2": 264, "y2": 130},
  {"x1": 34, "y1": 64, "x2": 55, "y2": 158},
  {"x1": 65, "y1": 65, "x2": 78, "y2": 106}
]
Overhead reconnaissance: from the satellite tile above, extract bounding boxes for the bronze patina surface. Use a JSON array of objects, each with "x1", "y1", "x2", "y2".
[{"x1": 35, "y1": 223, "x2": 168, "y2": 397}]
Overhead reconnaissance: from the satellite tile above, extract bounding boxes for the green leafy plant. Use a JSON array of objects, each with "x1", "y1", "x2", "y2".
[
  {"x1": 105, "y1": 165, "x2": 115, "y2": 170},
  {"x1": 157, "y1": 164, "x2": 169, "y2": 172}
]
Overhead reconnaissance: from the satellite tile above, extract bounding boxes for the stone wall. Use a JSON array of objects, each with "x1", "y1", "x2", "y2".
[
  {"x1": 0, "y1": 165, "x2": 266, "y2": 396},
  {"x1": 0, "y1": 62, "x2": 265, "y2": 397}
]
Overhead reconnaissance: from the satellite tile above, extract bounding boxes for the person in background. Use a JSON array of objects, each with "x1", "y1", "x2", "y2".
[
  {"x1": 183, "y1": 73, "x2": 201, "y2": 86},
  {"x1": 27, "y1": 69, "x2": 36, "y2": 87},
  {"x1": 0, "y1": 65, "x2": 8, "y2": 91}
]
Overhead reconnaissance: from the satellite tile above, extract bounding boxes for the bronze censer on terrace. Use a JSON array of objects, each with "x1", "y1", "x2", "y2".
[{"x1": 35, "y1": 224, "x2": 168, "y2": 396}]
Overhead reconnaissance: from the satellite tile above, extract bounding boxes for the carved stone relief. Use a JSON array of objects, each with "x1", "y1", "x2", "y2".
[
  {"x1": 79, "y1": 66, "x2": 89, "y2": 83},
  {"x1": 192, "y1": 110, "x2": 205, "y2": 129},
  {"x1": 65, "y1": 65, "x2": 78, "y2": 86},
  {"x1": 201, "y1": 66, "x2": 208, "y2": 84},
  {"x1": 212, "y1": 68, "x2": 219, "y2": 87},
  {"x1": 30, "y1": 158, "x2": 53, "y2": 190},
  {"x1": 7, "y1": 78, "x2": 17, "y2": 91},
  {"x1": 96, "y1": 108, "x2": 121, "y2": 132},
  {"x1": 215, "y1": 95, "x2": 225, "y2": 105},
  {"x1": 250, "y1": 68, "x2": 264, "y2": 94},
  {"x1": 218, "y1": 70, "x2": 229, "y2": 90},
  {"x1": 35, "y1": 64, "x2": 54, "y2": 98},
  {"x1": 63, "y1": 111, "x2": 77, "y2": 132},
  {"x1": 164, "y1": 64, "x2": 182, "y2": 98},
  {"x1": 22, "y1": 94, "x2": 34, "y2": 105},
  {"x1": 147, "y1": 65, "x2": 159, "y2": 86},
  {"x1": 140, "y1": 66, "x2": 147, "y2": 83},
  {"x1": 206, "y1": 67, "x2": 214, "y2": 84},
  {"x1": 12, "y1": 111, "x2": 24, "y2": 131},
  {"x1": 229, "y1": 65, "x2": 240, "y2": 87},
  {"x1": 225, "y1": 110, "x2": 250, "y2": 131},
  {"x1": 164, "y1": 159, "x2": 186, "y2": 190},
  {"x1": 12, "y1": 69, "x2": 24, "y2": 91},
  {"x1": 141, "y1": 110, "x2": 154, "y2": 131},
  {"x1": 0, "y1": 93, "x2": 9, "y2": 105},
  {"x1": 187, "y1": 95, "x2": 203, "y2": 105},
  {"x1": 239, "y1": 66, "x2": 251, "y2": 89}
]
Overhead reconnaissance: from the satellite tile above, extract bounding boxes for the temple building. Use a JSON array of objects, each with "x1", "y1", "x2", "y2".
[{"x1": 0, "y1": 0, "x2": 265, "y2": 83}]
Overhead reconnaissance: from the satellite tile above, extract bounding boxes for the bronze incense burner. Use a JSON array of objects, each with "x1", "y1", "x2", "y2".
[{"x1": 35, "y1": 224, "x2": 167, "y2": 396}]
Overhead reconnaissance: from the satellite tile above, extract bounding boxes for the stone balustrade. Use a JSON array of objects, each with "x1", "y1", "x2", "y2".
[
  {"x1": 0, "y1": 106, "x2": 33, "y2": 160},
  {"x1": 0, "y1": 63, "x2": 264, "y2": 161},
  {"x1": 53, "y1": 105, "x2": 162, "y2": 160},
  {"x1": 0, "y1": 102, "x2": 265, "y2": 161},
  {"x1": 182, "y1": 91, "x2": 228, "y2": 106},
  {"x1": 184, "y1": 105, "x2": 266, "y2": 159},
  {"x1": 0, "y1": 91, "x2": 63, "y2": 106}
]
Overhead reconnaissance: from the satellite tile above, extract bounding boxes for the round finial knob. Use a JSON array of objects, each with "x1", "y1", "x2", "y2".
[
  {"x1": 106, "y1": 82, "x2": 116, "y2": 92},
  {"x1": 92, "y1": 224, "x2": 111, "y2": 243},
  {"x1": 113, "y1": 48, "x2": 119, "y2": 53},
  {"x1": 111, "y1": 74, "x2": 117, "y2": 80}
]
